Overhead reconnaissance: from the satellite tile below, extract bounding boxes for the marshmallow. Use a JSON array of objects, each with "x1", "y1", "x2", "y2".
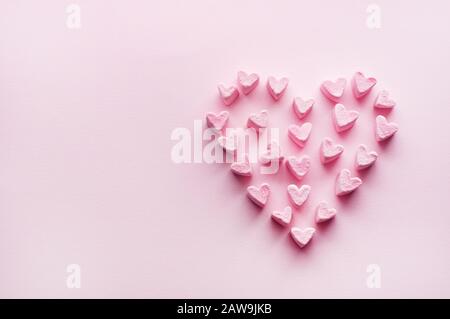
[
  {"x1": 333, "y1": 103, "x2": 359, "y2": 133},
  {"x1": 335, "y1": 169, "x2": 362, "y2": 196},
  {"x1": 352, "y1": 72, "x2": 377, "y2": 98},
  {"x1": 231, "y1": 155, "x2": 252, "y2": 176},
  {"x1": 271, "y1": 206, "x2": 292, "y2": 226},
  {"x1": 247, "y1": 110, "x2": 268, "y2": 130},
  {"x1": 218, "y1": 84, "x2": 239, "y2": 106},
  {"x1": 267, "y1": 76, "x2": 289, "y2": 100},
  {"x1": 290, "y1": 227, "x2": 315, "y2": 248},
  {"x1": 315, "y1": 201, "x2": 337, "y2": 223},
  {"x1": 286, "y1": 155, "x2": 311, "y2": 180},
  {"x1": 217, "y1": 135, "x2": 237, "y2": 153},
  {"x1": 260, "y1": 141, "x2": 284, "y2": 165},
  {"x1": 320, "y1": 78, "x2": 346, "y2": 102},
  {"x1": 237, "y1": 71, "x2": 259, "y2": 95},
  {"x1": 320, "y1": 137, "x2": 344, "y2": 164},
  {"x1": 206, "y1": 111, "x2": 229, "y2": 131},
  {"x1": 288, "y1": 123, "x2": 312, "y2": 147},
  {"x1": 293, "y1": 97, "x2": 314, "y2": 119},
  {"x1": 374, "y1": 90, "x2": 396, "y2": 109},
  {"x1": 375, "y1": 115, "x2": 398, "y2": 141},
  {"x1": 287, "y1": 184, "x2": 311, "y2": 207},
  {"x1": 355, "y1": 144, "x2": 378, "y2": 170},
  {"x1": 247, "y1": 183, "x2": 271, "y2": 207}
]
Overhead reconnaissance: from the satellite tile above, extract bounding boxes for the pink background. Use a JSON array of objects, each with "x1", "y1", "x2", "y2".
[{"x1": 1, "y1": 0, "x2": 449, "y2": 298}]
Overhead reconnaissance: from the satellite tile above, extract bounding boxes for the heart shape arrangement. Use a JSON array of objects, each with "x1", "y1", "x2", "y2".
[{"x1": 211, "y1": 71, "x2": 398, "y2": 248}]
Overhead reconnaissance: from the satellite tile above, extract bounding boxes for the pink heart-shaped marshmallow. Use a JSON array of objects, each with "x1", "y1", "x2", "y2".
[
  {"x1": 352, "y1": 72, "x2": 377, "y2": 98},
  {"x1": 335, "y1": 169, "x2": 362, "y2": 196},
  {"x1": 315, "y1": 201, "x2": 337, "y2": 223},
  {"x1": 355, "y1": 144, "x2": 378, "y2": 170},
  {"x1": 218, "y1": 84, "x2": 239, "y2": 106},
  {"x1": 206, "y1": 111, "x2": 229, "y2": 131},
  {"x1": 247, "y1": 183, "x2": 271, "y2": 207},
  {"x1": 231, "y1": 155, "x2": 252, "y2": 176},
  {"x1": 217, "y1": 135, "x2": 237, "y2": 153},
  {"x1": 290, "y1": 227, "x2": 315, "y2": 248},
  {"x1": 374, "y1": 90, "x2": 396, "y2": 109},
  {"x1": 375, "y1": 115, "x2": 398, "y2": 141},
  {"x1": 237, "y1": 71, "x2": 259, "y2": 95},
  {"x1": 320, "y1": 137, "x2": 344, "y2": 164},
  {"x1": 320, "y1": 78, "x2": 346, "y2": 102},
  {"x1": 260, "y1": 141, "x2": 284, "y2": 165},
  {"x1": 287, "y1": 184, "x2": 311, "y2": 207},
  {"x1": 333, "y1": 103, "x2": 359, "y2": 133},
  {"x1": 288, "y1": 123, "x2": 312, "y2": 147},
  {"x1": 247, "y1": 110, "x2": 268, "y2": 130},
  {"x1": 286, "y1": 155, "x2": 311, "y2": 180},
  {"x1": 271, "y1": 206, "x2": 292, "y2": 226},
  {"x1": 292, "y1": 97, "x2": 314, "y2": 119},
  {"x1": 267, "y1": 76, "x2": 289, "y2": 101}
]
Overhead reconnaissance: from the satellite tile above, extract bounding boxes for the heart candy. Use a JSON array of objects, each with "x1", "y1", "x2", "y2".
[
  {"x1": 287, "y1": 184, "x2": 311, "y2": 207},
  {"x1": 315, "y1": 201, "x2": 337, "y2": 223},
  {"x1": 355, "y1": 144, "x2": 378, "y2": 170},
  {"x1": 247, "y1": 183, "x2": 271, "y2": 207},
  {"x1": 286, "y1": 155, "x2": 311, "y2": 180},
  {"x1": 374, "y1": 90, "x2": 396, "y2": 109},
  {"x1": 206, "y1": 111, "x2": 229, "y2": 131},
  {"x1": 267, "y1": 76, "x2": 289, "y2": 101},
  {"x1": 352, "y1": 72, "x2": 377, "y2": 98},
  {"x1": 271, "y1": 206, "x2": 292, "y2": 226},
  {"x1": 260, "y1": 141, "x2": 284, "y2": 165},
  {"x1": 375, "y1": 115, "x2": 398, "y2": 141},
  {"x1": 333, "y1": 103, "x2": 359, "y2": 133},
  {"x1": 247, "y1": 110, "x2": 268, "y2": 130},
  {"x1": 288, "y1": 123, "x2": 312, "y2": 147},
  {"x1": 335, "y1": 169, "x2": 362, "y2": 196},
  {"x1": 231, "y1": 155, "x2": 252, "y2": 176},
  {"x1": 320, "y1": 137, "x2": 344, "y2": 164},
  {"x1": 292, "y1": 97, "x2": 314, "y2": 119},
  {"x1": 218, "y1": 84, "x2": 239, "y2": 106},
  {"x1": 237, "y1": 71, "x2": 259, "y2": 95},
  {"x1": 290, "y1": 227, "x2": 315, "y2": 248},
  {"x1": 217, "y1": 135, "x2": 237, "y2": 153},
  {"x1": 320, "y1": 78, "x2": 346, "y2": 102}
]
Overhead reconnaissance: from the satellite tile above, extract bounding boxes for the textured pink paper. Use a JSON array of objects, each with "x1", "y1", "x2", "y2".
[{"x1": 0, "y1": 0, "x2": 449, "y2": 298}]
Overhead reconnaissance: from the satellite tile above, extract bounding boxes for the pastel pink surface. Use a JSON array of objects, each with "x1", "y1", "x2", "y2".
[
  {"x1": 335, "y1": 169, "x2": 362, "y2": 196},
  {"x1": 267, "y1": 76, "x2": 289, "y2": 100},
  {"x1": 271, "y1": 206, "x2": 292, "y2": 226},
  {"x1": 287, "y1": 184, "x2": 311, "y2": 207},
  {"x1": 237, "y1": 71, "x2": 259, "y2": 95},
  {"x1": 1, "y1": 0, "x2": 450, "y2": 300},
  {"x1": 333, "y1": 103, "x2": 359, "y2": 133}
]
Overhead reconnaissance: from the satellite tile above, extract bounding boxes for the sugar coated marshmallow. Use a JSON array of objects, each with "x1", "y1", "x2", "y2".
[
  {"x1": 375, "y1": 115, "x2": 398, "y2": 141},
  {"x1": 292, "y1": 97, "x2": 314, "y2": 119},
  {"x1": 206, "y1": 111, "x2": 229, "y2": 131},
  {"x1": 290, "y1": 227, "x2": 315, "y2": 248},
  {"x1": 271, "y1": 206, "x2": 292, "y2": 226},
  {"x1": 355, "y1": 144, "x2": 378, "y2": 170},
  {"x1": 231, "y1": 155, "x2": 252, "y2": 176},
  {"x1": 315, "y1": 202, "x2": 337, "y2": 223},
  {"x1": 335, "y1": 169, "x2": 362, "y2": 196},
  {"x1": 320, "y1": 137, "x2": 344, "y2": 164},
  {"x1": 320, "y1": 78, "x2": 346, "y2": 102},
  {"x1": 217, "y1": 135, "x2": 237, "y2": 153},
  {"x1": 352, "y1": 72, "x2": 377, "y2": 98},
  {"x1": 247, "y1": 110, "x2": 268, "y2": 130},
  {"x1": 218, "y1": 84, "x2": 239, "y2": 106},
  {"x1": 288, "y1": 123, "x2": 312, "y2": 147},
  {"x1": 286, "y1": 155, "x2": 311, "y2": 180},
  {"x1": 267, "y1": 76, "x2": 289, "y2": 100},
  {"x1": 260, "y1": 141, "x2": 284, "y2": 165},
  {"x1": 287, "y1": 184, "x2": 311, "y2": 207},
  {"x1": 247, "y1": 183, "x2": 271, "y2": 207},
  {"x1": 237, "y1": 71, "x2": 259, "y2": 95},
  {"x1": 374, "y1": 90, "x2": 396, "y2": 109},
  {"x1": 333, "y1": 103, "x2": 359, "y2": 133}
]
